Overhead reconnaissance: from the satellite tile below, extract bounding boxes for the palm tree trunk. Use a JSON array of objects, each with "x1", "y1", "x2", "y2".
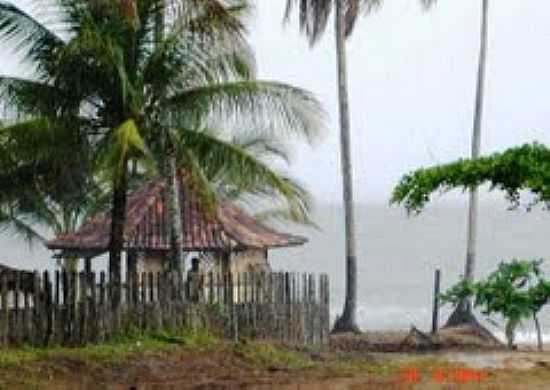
[
  {"x1": 447, "y1": 0, "x2": 489, "y2": 327},
  {"x1": 167, "y1": 154, "x2": 185, "y2": 271},
  {"x1": 109, "y1": 157, "x2": 129, "y2": 307},
  {"x1": 332, "y1": 0, "x2": 360, "y2": 333},
  {"x1": 534, "y1": 314, "x2": 543, "y2": 352},
  {"x1": 155, "y1": 3, "x2": 185, "y2": 273}
]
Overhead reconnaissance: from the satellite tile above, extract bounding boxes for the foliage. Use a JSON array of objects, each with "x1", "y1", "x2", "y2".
[
  {"x1": 0, "y1": 117, "x2": 107, "y2": 244},
  {"x1": 392, "y1": 143, "x2": 550, "y2": 214},
  {"x1": 0, "y1": 328, "x2": 221, "y2": 368},
  {"x1": 440, "y1": 259, "x2": 550, "y2": 348},
  {"x1": 0, "y1": 0, "x2": 326, "y2": 253},
  {"x1": 284, "y1": 0, "x2": 383, "y2": 45}
]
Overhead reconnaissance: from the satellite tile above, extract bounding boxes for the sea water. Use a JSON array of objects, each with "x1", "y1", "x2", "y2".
[{"x1": 269, "y1": 200, "x2": 550, "y2": 344}]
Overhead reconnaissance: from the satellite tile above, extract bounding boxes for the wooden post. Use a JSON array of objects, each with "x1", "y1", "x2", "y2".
[
  {"x1": 140, "y1": 272, "x2": 146, "y2": 330},
  {"x1": 14, "y1": 272, "x2": 20, "y2": 345},
  {"x1": 23, "y1": 284, "x2": 30, "y2": 344},
  {"x1": 208, "y1": 272, "x2": 214, "y2": 304},
  {"x1": 243, "y1": 272, "x2": 248, "y2": 304},
  {"x1": 99, "y1": 272, "x2": 106, "y2": 305},
  {"x1": 148, "y1": 272, "x2": 154, "y2": 303},
  {"x1": 216, "y1": 272, "x2": 222, "y2": 304},
  {"x1": 80, "y1": 272, "x2": 88, "y2": 344},
  {"x1": 236, "y1": 273, "x2": 241, "y2": 304},
  {"x1": 99, "y1": 272, "x2": 106, "y2": 342},
  {"x1": 302, "y1": 273, "x2": 307, "y2": 345},
  {"x1": 62, "y1": 270, "x2": 68, "y2": 342},
  {"x1": 55, "y1": 271, "x2": 60, "y2": 306},
  {"x1": 432, "y1": 269, "x2": 441, "y2": 334},
  {"x1": 62, "y1": 270, "x2": 68, "y2": 306},
  {"x1": 70, "y1": 271, "x2": 78, "y2": 345},
  {"x1": 43, "y1": 271, "x2": 52, "y2": 346},
  {"x1": 254, "y1": 272, "x2": 259, "y2": 333},
  {"x1": 308, "y1": 274, "x2": 316, "y2": 344},
  {"x1": 52, "y1": 270, "x2": 60, "y2": 345},
  {"x1": 32, "y1": 271, "x2": 41, "y2": 346},
  {"x1": 90, "y1": 272, "x2": 97, "y2": 343},
  {"x1": 324, "y1": 274, "x2": 331, "y2": 345},
  {"x1": 0, "y1": 273, "x2": 7, "y2": 346},
  {"x1": 230, "y1": 273, "x2": 238, "y2": 343}
]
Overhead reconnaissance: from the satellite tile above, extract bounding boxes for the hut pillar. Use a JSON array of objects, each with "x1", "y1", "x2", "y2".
[
  {"x1": 127, "y1": 250, "x2": 137, "y2": 279},
  {"x1": 85, "y1": 257, "x2": 92, "y2": 276},
  {"x1": 221, "y1": 251, "x2": 231, "y2": 304},
  {"x1": 221, "y1": 251, "x2": 231, "y2": 276}
]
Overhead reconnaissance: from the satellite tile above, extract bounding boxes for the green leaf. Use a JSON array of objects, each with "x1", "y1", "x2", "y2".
[{"x1": 99, "y1": 119, "x2": 154, "y2": 187}]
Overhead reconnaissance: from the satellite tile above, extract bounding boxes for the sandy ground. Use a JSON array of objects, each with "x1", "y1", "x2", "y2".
[
  {"x1": 3, "y1": 327, "x2": 550, "y2": 389},
  {"x1": 4, "y1": 348, "x2": 550, "y2": 389}
]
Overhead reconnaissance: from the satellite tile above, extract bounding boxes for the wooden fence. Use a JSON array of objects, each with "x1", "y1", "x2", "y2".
[{"x1": 0, "y1": 270, "x2": 330, "y2": 348}]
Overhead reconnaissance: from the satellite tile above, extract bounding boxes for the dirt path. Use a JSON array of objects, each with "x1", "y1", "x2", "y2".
[
  {"x1": 5, "y1": 349, "x2": 550, "y2": 389},
  {"x1": 2, "y1": 325, "x2": 550, "y2": 390}
]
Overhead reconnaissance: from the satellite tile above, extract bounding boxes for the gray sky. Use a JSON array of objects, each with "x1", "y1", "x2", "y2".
[
  {"x1": 249, "y1": 0, "x2": 550, "y2": 203},
  {"x1": 3, "y1": 0, "x2": 550, "y2": 205}
]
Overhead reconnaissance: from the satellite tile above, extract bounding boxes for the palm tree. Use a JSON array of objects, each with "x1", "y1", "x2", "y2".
[
  {"x1": 424, "y1": 0, "x2": 490, "y2": 326},
  {"x1": 286, "y1": 0, "x2": 490, "y2": 331},
  {"x1": 284, "y1": 0, "x2": 382, "y2": 333},
  {"x1": 0, "y1": 116, "x2": 110, "y2": 270},
  {"x1": 0, "y1": 0, "x2": 325, "y2": 296}
]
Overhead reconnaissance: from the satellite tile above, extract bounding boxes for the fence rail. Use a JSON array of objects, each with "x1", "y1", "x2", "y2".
[{"x1": 0, "y1": 270, "x2": 330, "y2": 348}]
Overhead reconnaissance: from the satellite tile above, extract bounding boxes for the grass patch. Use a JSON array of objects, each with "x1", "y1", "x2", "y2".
[
  {"x1": 235, "y1": 341, "x2": 314, "y2": 370},
  {"x1": 0, "y1": 328, "x2": 220, "y2": 368}
]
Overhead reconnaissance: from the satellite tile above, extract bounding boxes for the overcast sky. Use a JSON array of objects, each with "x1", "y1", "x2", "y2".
[
  {"x1": 4, "y1": 0, "x2": 550, "y2": 205},
  {"x1": 249, "y1": 0, "x2": 550, "y2": 204}
]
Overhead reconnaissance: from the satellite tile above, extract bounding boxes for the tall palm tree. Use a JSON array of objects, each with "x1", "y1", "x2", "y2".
[
  {"x1": 422, "y1": 0, "x2": 490, "y2": 326},
  {"x1": 286, "y1": 0, "x2": 490, "y2": 331},
  {"x1": 0, "y1": 0, "x2": 325, "y2": 297},
  {"x1": 285, "y1": 0, "x2": 381, "y2": 333}
]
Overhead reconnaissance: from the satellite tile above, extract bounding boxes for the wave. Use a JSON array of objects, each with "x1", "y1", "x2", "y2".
[
  {"x1": 493, "y1": 330, "x2": 550, "y2": 345},
  {"x1": 335, "y1": 305, "x2": 550, "y2": 346}
]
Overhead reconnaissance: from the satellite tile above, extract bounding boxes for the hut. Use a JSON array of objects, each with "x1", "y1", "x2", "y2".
[{"x1": 46, "y1": 176, "x2": 307, "y2": 278}]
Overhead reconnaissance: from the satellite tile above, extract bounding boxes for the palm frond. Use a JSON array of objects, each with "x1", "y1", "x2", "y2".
[
  {"x1": 231, "y1": 132, "x2": 291, "y2": 165},
  {"x1": 142, "y1": 15, "x2": 255, "y2": 105},
  {"x1": 167, "y1": 81, "x2": 325, "y2": 143},
  {"x1": 171, "y1": 0, "x2": 251, "y2": 37},
  {"x1": 0, "y1": 1, "x2": 64, "y2": 63},
  {"x1": 0, "y1": 207, "x2": 47, "y2": 248},
  {"x1": 252, "y1": 206, "x2": 318, "y2": 228},
  {"x1": 175, "y1": 127, "x2": 313, "y2": 224},
  {"x1": 285, "y1": 0, "x2": 382, "y2": 44},
  {"x1": 0, "y1": 75, "x2": 79, "y2": 115},
  {"x1": 98, "y1": 119, "x2": 154, "y2": 186}
]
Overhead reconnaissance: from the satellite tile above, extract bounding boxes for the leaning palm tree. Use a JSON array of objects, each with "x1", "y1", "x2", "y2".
[
  {"x1": 423, "y1": 0, "x2": 490, "y2": 326},
  {"x1": 284, "y1": 0, "x2": 382, "y2": 333},
  {"x1": 0, "y1": 0, "x2": 324, "y2": 298}
]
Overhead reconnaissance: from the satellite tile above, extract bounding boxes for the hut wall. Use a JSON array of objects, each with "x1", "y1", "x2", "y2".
[
  {"x1": 136, "y1": 253, "x2": 166, "y2": 274},
  {"x1": 229, "y1": 249, "x2": 270, "y2": 274}
]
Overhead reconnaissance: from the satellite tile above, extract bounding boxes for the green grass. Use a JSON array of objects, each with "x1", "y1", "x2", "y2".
[
  {"x1": 0, "y1": 328, "x2": 221, "y2": 368},
  {"x1": 235, "y1": 341, "x2": 314, "y2": 370}
]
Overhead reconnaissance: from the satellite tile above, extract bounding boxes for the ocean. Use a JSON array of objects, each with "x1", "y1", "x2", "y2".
[
  {"x1": 2, "y1": 200, "x2": 550, "y2": 343},
  {"x1": 269, "y1": 200, "x2": 550, "y2": 344}
]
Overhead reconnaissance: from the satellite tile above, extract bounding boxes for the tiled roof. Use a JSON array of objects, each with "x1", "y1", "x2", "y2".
[{"x1": 47, "y1": 177, "x2": 307, "y2": 252}]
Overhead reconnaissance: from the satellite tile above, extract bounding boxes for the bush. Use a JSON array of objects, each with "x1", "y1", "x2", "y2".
[{"x1": 441, "y1": 259, "x2": 550, "y2": 350}]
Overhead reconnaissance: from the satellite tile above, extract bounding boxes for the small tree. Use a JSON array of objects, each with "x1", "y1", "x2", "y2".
[{"x1": 441, "y1": 259, "x2": 550, "y2": 351}]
